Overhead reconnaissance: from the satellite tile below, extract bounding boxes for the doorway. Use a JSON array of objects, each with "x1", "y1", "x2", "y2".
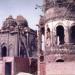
[{"x1": 5, "y1": 62, "x2": 12, "y2": 75}]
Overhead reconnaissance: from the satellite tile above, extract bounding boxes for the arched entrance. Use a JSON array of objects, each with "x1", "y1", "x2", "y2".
[
  {"x1": 70, "y1": 26, "x2": 75, "y2": 44},
  {"x1": 2, "y1": 46, "x2": 7, "y2": 57},
  {"x1": 56, "y1": 25, "x2": 64, "y2": 44},
  {"x1": 56, "y1": 59, "x2": 64, "y2": 62}
]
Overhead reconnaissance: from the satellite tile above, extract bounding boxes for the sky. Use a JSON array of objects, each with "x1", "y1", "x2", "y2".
[{"x1": 0, "y1": 0, "x2": 43, "y2": 30}]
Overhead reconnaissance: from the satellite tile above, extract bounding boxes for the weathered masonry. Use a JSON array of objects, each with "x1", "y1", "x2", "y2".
[
  {"x1": 0, "y1": 15, "x2": 37, "y2": 75},
  {"x1": 38, "y1": 0, "x2": 75, "y2": 75}
]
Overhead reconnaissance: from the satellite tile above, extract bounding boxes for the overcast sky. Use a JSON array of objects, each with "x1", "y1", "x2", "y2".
[{"x1": 0, "y1": 0, "x2": 43, "y2": 30}]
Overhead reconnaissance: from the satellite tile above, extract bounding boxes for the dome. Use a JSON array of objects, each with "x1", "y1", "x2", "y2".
[
  {"x1": 44, "y1": 0, "x2": 75, "y2": 11},
  {"x1": 2, "y1": 16, "x2": 17, "y2": 30},
  {"x1": 45, "y1": 6, "x2": 75, "y2": 21},
  {"x1": 16, "y1": 15, "x2": 28, "y2": 27}
]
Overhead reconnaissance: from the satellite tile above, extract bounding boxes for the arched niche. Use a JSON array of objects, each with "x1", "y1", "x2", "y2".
[
  {"x1": 46, "y1": 27, "x2": 51, "y2": 47},
  {"x1": 9, "y1": 44, "x2": 14, "y2": 56},
  {"x1": 47, "y1": 27, "x2": 50, "y2": 38}
]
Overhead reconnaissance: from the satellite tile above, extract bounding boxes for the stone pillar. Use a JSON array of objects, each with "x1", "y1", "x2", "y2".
[
  {"x1": 64, "y1": 27, "x2": 69, "y2": 44},
  {"x1": 37, "y1": 25, "x2": 42, "y2": 75}
]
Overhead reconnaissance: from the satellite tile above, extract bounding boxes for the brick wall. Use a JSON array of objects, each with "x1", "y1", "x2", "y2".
[
  {"x1": 40, "y1": 62, "x2": 46, "y2": 75},
  {"x1": 46, "y1": 62, "x2": 75, "y2": 75},
  {"x1": 14, "y1": 57, "x2": 29, "y2": 75}
]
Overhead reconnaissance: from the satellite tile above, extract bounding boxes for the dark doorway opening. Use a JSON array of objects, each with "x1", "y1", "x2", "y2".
[
  {"x1": 56, "y1": 59, "x2": 64, "y2": 62},
  {"x1": 70, "y1": 26, "x2": 75, "y2": 44},
  {"x1": 41, "y1": 27, "x2": 45, "y2": 35},
  {"x1": 47, "y1": 28, "x2": 50, "y2": 33},
  {"x1": 56, "y1": 25, "x2": 64, "y2": 44},
  {"x1": 40, "y1": 55, "x2": 44, "y2": 62},
  {"x1": 2, "y1": 46, "x2": 7, "y2": 57},
  {"x1": 5, "y1": 62, "x2": 12, "y2": 75},
  {"x1": 30, "y1": 59, "x2": 37, "y2": 74}
]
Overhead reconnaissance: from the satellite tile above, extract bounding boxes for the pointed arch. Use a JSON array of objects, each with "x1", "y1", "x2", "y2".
[{"x1": 1, "y1": 43, "x2": 7, "y2": 57}]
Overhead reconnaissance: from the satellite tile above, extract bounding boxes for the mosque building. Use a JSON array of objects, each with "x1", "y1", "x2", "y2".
[{"x1": 0, "y1": 15, "x2": 37, "y2": 75}]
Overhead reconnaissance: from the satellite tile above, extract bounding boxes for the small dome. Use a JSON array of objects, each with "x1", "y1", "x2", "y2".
[
  {"x1": 16, "y1": 15, "x2": 28, "y2": 27},
  {"x1": 2, "y1": 15, "x2": 17, "y2": 30}
]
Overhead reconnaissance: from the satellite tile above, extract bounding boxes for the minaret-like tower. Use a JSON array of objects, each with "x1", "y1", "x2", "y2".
[{"x1": 39, "y1": 0, "x2": 75, "y2": 75}]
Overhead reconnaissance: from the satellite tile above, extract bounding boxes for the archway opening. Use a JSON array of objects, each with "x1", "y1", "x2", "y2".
[
  {"x1": 56, "y1": 25, "x2": 64, "y2": 44},
  {"x1": 56, "y1": 59, "x2": 64, "y2": 62},
  {"x1": 2, "y1": 46, "x2": 7, "y2": 57},
  {"x1": 70, "y1": 26, "x2": 75, "y2": 44}
]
